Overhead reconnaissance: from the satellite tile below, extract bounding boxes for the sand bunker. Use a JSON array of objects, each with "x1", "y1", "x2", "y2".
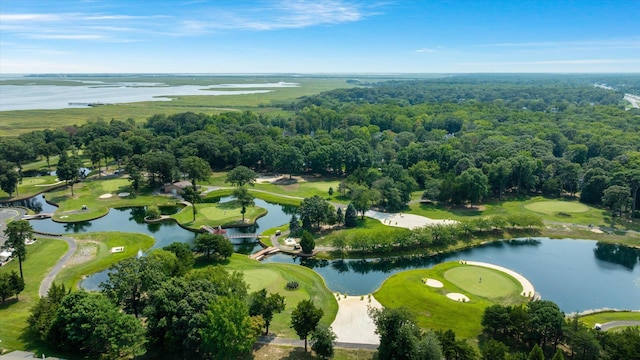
[
  {"x1": 425, "y1": 278, "x2": 444, "y2": 288},
  {"x1": 331, "y1": 296, "x2": 382, "y2": 344},
  {"x1": 99, "y1": 193, "x2": 113, "y2": 199},
  {"x1": 446, "y1": 293, "x2": 470, "y2": 302}
]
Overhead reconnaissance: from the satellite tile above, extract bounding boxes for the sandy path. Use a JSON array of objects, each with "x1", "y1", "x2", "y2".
[
  {"x1": 464, "y1": 261, "x2": 535, "y2": 297},
  {"x1": 331, "y1": 296, "x2": 383, "y2": 344}
]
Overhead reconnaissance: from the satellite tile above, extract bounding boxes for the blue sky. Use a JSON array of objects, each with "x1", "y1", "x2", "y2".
[{"x1": 1, "y1": 0, "x2": 638, "y2": 73}]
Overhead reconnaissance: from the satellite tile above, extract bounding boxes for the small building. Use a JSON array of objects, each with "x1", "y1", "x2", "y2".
[
  {"x1": 163, "y1": 180, "x2": 193, "y2": 194},
  {"x1": 0, "y1": 250, "x2": 12, "y2": 263}
]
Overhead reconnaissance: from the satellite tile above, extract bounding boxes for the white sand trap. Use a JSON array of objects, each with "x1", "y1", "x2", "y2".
[
  {"x1": 425, "y1": 278, "x2": 444, "y2": 288},
  {"x1": 99, "y1": 193, "x2": 113, "y2": 199},
  {"x1": 331, "y1": 296, "x2": 382, "y2": 345},
  {"x1": 118, "y1": 192, "x2": 130, "y2": 197},
  {"x1": 590, "y1": 228, "x2": 604, "y2": 234},
  {"x1": 365, "y1": 210, "x2": 457, "y2": 230},
  {"x1": 446, "y1": 293, "x2": 470, "y2": 302}
]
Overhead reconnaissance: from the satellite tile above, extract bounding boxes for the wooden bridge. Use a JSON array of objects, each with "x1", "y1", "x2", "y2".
[
  {"x1": 249, "y1": 247, "x2": 280, "y2": 260},
  {"x1": 201, "y1": 225, "x2": 260, "y2": 240},
  {"x1": 227, "y1": 233, "x2": 261, "y2": 239}
]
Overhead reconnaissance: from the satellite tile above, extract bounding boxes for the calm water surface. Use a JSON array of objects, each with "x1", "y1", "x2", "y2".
[{"x1": 12, "y1": 194, "x2": 640, "y2": 312}]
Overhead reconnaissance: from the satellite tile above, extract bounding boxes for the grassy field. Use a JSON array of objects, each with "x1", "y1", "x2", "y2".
[
  {"x1": 55, "y1": 232, "x2": 155, "y2": 289},
  {"x1": 170, "y1": 199, "x2": 268, "y2": 229},
  {"x1": 410, "y1": 196, "x2": 608, "y2": 226},
  {"x1": 225, "y1": 254, "x2": 338, "y2": 338},
  {"x1": 0, "y1": 176, "x2": 62, "y2": 202},
  {"x1": 0, "y1": 77, "x2": 354, "y2": 135},
  {"x1": 43, "y1": 177, "x2": 175, "y2": 222},
  {"x1": 0, "y1": 238, "x2": 68, "y2": 352},
  {"x1": 578, "y1": 311, "x2": 640, "y2": 329},
  {"x1": 374, "y1": 261, "x2": 527, "y2": 342}
]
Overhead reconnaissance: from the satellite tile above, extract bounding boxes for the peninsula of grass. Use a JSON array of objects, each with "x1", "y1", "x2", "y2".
[
  {"x1": 225, "y1": 254, "x2": 338, "y2": 338},
  {"x1": 0, "y1": 238, "x2": 68, "y2": 352},
  {"x1": 55, "y1": 232, "x2": 155, "y2": 289},
  {"x1": 43, "y1": 178, "x2": 175, "y2": 222},
  {"x1": 374, "y1": 261, "x2": 528, "y2": 341},
  {"x1": 0, "y1": 175, "x2": 63, "y2": 202},
  {"x1": 171, "y1": 200, "x2": 268, "y2": 230}
]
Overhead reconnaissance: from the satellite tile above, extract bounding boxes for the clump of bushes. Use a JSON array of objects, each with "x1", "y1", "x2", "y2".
[
  {"x1": 146, "y1": 205, "x2": 161, "y2": 220},
  {"x1": 285, "y1": 281, "x2": 299, "y2": 290}
]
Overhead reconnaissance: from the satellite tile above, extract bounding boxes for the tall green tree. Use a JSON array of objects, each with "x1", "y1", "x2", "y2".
[
  {"x1": 100, "y1": 256, "x2": 168, "y2": 317},
  {"x1": 56, "y1": 152, "x2": 82, "y2": 196},
  {"x1": 291, "y1": 299, "x2": 324, "y2": 352},
  {"x1": 180, "y1": 155, "x2": 211, "y2": 191},
  {"x1": 298, "y1": 195, "x2": 334, "y2": 231},
  {"x1": 248, "y1": 289, "x2": 286, "y2": 335},
  {"x1": 181, "y1": 185, "x2": 202, "y2": 221},
  {"x1": 602, "y1": 185, "x2": 631, "y2": 218},
  {"x1": 193, "y1": 233, "x2": 233, "y2": 261},
  {"x1": 225, "y1": 165, "x2": 258, "y2": 187},
  {"x1": 233, "y1": 186, "x2": 255, "y2": 222},
  {"x1": 458, "y1": 167, "x2": 489, "y2": 206},
  {"x1": 47, "y1": 291, "x2": 145, "y2": 359},
  {"x1": 0, "y1": 160, "x2": 20, "y2": 198},
  {"x1": 3, "y1": 220, "x2": 33, "y2": 280},
  {"x1": 275, "y1": 145, "x2": 304, "y2": 179},
  {"x1": 202, "y1": 296, "x2": 258, "y2": 360},
  {"x1": 300, "y1": 230, "x2": 315, "y2": 254},
  {"x1": 311, "y1": 324, "x2": 337, "y2": 359},
  {"x1": 370, "y1": 307, "x2": 423, "y2": 360},
  {"x1": 344, "y1": 203, "x2": 357, "y2": 227}
]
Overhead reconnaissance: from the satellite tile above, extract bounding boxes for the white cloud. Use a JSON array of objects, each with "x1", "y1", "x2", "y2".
[{"x1": 416, "y1": 48, "x2": 435, "y2": 53}]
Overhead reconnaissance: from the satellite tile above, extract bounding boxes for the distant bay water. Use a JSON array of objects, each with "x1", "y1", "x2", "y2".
[{"x1": 0, "y1": 81, "x2": 298, "y2": 111}]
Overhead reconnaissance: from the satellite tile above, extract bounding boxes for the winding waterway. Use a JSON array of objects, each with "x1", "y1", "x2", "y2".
[{"x1": 10, "y1": 194, "x2": 640, "y2": 313}]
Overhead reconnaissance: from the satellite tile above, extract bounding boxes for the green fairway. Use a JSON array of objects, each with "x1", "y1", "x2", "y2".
[
  {"x1": 55, "y1": 232, "x2": 155, "y2": 289},
  {"x1": 170, "y1": 200, "x2": 267, "y2": 229},
  {"x1": 525, "y1": 200, "x2": 590, "y2": 215},
  {"x1": 225, "y1": 254, "x2": 338, "y2": 338},
  {"x1": 0, "y1": 238, "x2": 68, "y2": 352},
  {"x1": 374, "y1": 261, "x2": 527, "y2": 341},
  {"x1": 444, "y1": 266, "x2": 520, "y2": 299}
]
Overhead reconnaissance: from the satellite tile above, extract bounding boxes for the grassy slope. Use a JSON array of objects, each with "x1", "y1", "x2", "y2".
[
  {"x1": 226, "y1": 254, "x2": 338, "y2": 338},
  {"x1": 0, "y1": 238, "x2": 68, "y2": 352},
  {"x1": 578, "y1": 311, "x2": 640, "y2": 328},
  {"x1": 55, "y1": 232, "x2": 155, "y2": 289},
  {"x1": 374, "y1": 262, "x2": 527, "y2": 342}
]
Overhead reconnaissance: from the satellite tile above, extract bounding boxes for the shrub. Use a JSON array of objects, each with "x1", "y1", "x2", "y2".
[
  {"x1": 146, "y1": 205, "x2": 161, "y2": 220},
  {"x1": 285, "y1": 281, "x2": 299, "y2": 290}
]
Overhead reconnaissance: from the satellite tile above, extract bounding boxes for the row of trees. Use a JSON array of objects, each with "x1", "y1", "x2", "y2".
[
  {"x1": 329, "y1": 214, "x2": 542, "y2": 255},
  {"x1": 3, "y1": 76, "x2": 639, "y2": 218},
  {"x1": 26, "y1": 240, "x2": 336, "y2": 359},
  {"x1": 481, "y1": 301, "x2": 640, "y2": 359}
]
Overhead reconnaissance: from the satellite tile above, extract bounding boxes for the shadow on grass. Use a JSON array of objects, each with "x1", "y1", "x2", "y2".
[{"x1": 193, "y1": 256, "x2": 231, "y2": 269}]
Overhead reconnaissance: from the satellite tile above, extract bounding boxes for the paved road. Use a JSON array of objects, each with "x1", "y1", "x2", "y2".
[
  {"x1": 38, "y1": 234, "x2": 77, "y2": 297},
  {"x1": 0, "y1": 208, "x2": 24, "y2": 247},
  {"x1": 600, "y1": 320, "x2": 640, "y2": 331}
]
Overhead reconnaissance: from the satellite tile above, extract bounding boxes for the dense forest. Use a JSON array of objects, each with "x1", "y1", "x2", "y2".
[
  {"x1": 2, "y1": 74, "x2": 640, "y2": 359},
  {"x1": 2, "y1": 75, "x2": 639, "y2": 217}
]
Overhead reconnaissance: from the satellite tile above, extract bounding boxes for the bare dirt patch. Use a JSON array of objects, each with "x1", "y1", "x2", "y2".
[{"x1": 66, "y1": 241, "x2": 98, "y2": 266}]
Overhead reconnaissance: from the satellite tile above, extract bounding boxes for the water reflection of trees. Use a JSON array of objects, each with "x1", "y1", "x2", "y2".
[
  {"x1": 128, "y1": 207, "x2": 146, "y2": 223},
  {"x1": 301, "y1": 238, "x2": 543, "y2": 274},
  {"x1": 593, "y1": 242, "x2": 639, "y2": 270},
  {"x1": 63, "y1": 221, "x2": 92, "y2": 233}
]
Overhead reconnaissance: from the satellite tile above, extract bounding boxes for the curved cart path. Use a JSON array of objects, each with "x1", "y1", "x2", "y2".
[
  {"x1": 600, "y1": 320, "x2": 640, "y2": 331},
  {"x1": 38, "y1": 234, "x2": 77, "y2": 297},
  {"x1": 464, "y1": 260, "x2": 536, "y2": 298}
]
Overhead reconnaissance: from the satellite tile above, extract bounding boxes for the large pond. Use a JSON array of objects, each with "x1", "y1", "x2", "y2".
[
  {"x1": 9, "y1": 194, "x2": 640, "y2": 313},
  {"x1": 265, "y1": 239, "x2": 640, "y2": 313}
]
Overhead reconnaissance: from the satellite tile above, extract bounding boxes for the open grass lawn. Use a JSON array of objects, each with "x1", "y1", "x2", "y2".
[
  {"x1": 44, "y1": 178, "x2": 174, "y2": 222},
  {"x1": 0, "y1": 238, "x2": 68, "y2": 352},
  {"x1": 578, "y1": 311, "x2": 640, "y2": 329},
  {"x1": 409, "y1": 196, "x2": 608, "y2": 227},
  {"x1": 317, "y1": 217, "x2": 410, "y2": 247},
  {"x1": 253, "y1": 178, "x2": 341, "y2": 202},
  {"x1": 374, "y1": 262, "x2": 527, "y2": 342},
  {"x1": 55, "y1": 232, "x2": 155, "y2": 289},
  {"x1": 225, "y1": 254, "x2": 338, "y2": 339},
  {"x1": 443, "y1": 266, "x2": 520, "y2": 299},
  {"x1": 171, "y1": 200, "x2": 267, "y2": 229}
]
